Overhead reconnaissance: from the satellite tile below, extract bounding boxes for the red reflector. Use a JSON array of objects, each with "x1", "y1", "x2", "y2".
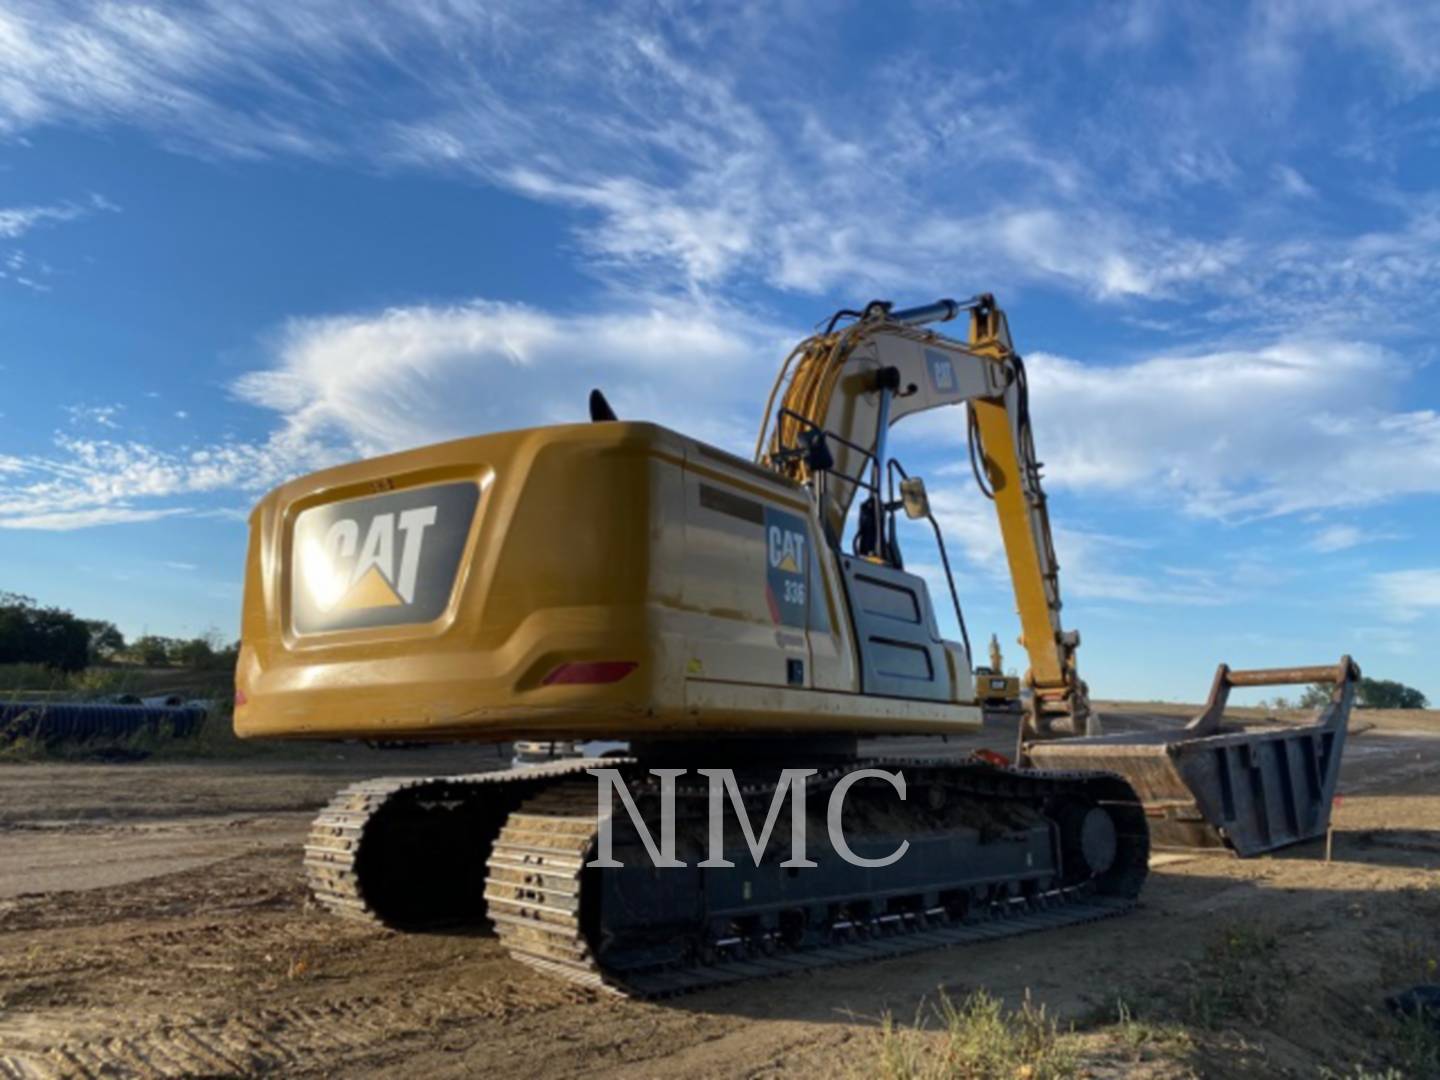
[
  {"x1": 542, "y1": 661, "x2": 638, "y2": 686},
  {"x1": 971, "y1": 749, "x2": 1011, "y2": 768},
  {"x1": 234, "y1": 688, "x2": 248, "y2": 707}
]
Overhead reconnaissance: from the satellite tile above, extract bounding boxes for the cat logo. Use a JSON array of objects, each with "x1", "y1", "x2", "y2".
[
  {"x1": 313, "y1": 507, "x2": 437, "y2": 612},
  {"x1": 763, "y1": 507, "x2": 809, "y2": 628},
  {"x1": 767, "y1": 523, "x2": 806, "y2": 574},
  {"x1": 926, "y1": 348, "x2": 957, "y2": 393},
  {"x1": 292, "y1": 482, "x2": 479, "y2": 633}
]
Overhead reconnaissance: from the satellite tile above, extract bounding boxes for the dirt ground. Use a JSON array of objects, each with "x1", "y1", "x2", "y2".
[{"x1": 0, "y1": 711, "x2": 1437, "y2": 1079}]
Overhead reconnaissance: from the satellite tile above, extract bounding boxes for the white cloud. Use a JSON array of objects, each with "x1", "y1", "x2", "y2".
[
  {"x1": 905, "y1": 335, "x2": 1440, "y2": 522},
  {"x1": 65, "y1": 403, "x2": 123, "y2": 430},
  {"x1": 396, "y1": 60, "x2": 1242, "y2": 303},
  {"x1": 9, "y1": 295, "x2": 1439, "y2": 538},
  {"x1": 0, "y1": 248, "x2": 47, "y2": 291},
  {"x1": 0, "y1": 195, "x2": 109, "y2": 238},
  {"x1": 1227, "y1": 204, "x2": 1440, "y2": 332},
  {"x1": 1310, "y1": 525, "x2": 1363, "y2": 553},
  {"x1": 1350, "y1": 624, "x2": 1415, "y2": 656},
  {"x1": 1369, "y1": 569, "x2": 1440, "y2": 623},
  {"x1": 1246, "y1": 2, "x2": 1440, "y2": 98},
  {"x1": 1272, "y1": 163, "x2": 1317, "y2": 199},
  {"x1": 0, "y1": 195, "x2": 115, "y2": 290},
  {"x1": 0, "y1": 430, "x2": 339, "y2": 530},
  {"x1": 924, "y1": 481, "x2": 1228, "y2": 608},
  {"x1": 0, "y1": 295, "x2": 782, "y2": 528},
  {"x1": 1066, "y1": 542, "x2": 1226, "y2": 606},
  {"x1": 0, "y1": 3, "x2": 1437, "y2": 541},
  {"x1": 0, "y1": 506, "x2": 188, "y2": 530},
  {"x1": 1308, "y1": 524, "x2": 1397, "y2": 553},
  {"x1": 1011, "y1": 341, "x2": 1440, "y2": 518},
  {"x1": 235, "y1": 296, "x2": 784, "y2": 457},
  {"x1": 0, "y1": 2, "x2": 345, "y2": 155},
  {"x1": 3, "y1": 1, "x2": 1440, "y2": 325}
]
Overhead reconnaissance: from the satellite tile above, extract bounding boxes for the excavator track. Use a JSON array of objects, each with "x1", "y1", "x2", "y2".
[
  {"x1": 305, "y1": 758, "x2": 1148, "y2": 998},
  {"x1": 304, "y1": 760, "x2": 605, "y2": 927}
]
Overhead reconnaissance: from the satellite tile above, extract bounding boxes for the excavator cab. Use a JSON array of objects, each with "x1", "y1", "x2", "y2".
[{"x1": 770, "y1": 399, "x2": 977, "y2": 708}]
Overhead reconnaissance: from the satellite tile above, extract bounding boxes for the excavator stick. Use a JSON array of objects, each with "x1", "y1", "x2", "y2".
[{"x1": 1025, "y1": 657, "x2": 1359, "y2": 857}]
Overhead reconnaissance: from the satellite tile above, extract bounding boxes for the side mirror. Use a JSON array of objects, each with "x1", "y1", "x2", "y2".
[
  {"x1": 800, "y1": 429, "x2": 834, "y2": 472},
  {"x1": 900, "y1": 476, "x2": 930, "y2": 519}
]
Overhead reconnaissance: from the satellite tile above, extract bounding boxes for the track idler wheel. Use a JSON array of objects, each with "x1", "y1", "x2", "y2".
[{"x1": 1056, "y1": 800, "x2": 1119, "y2": 884}]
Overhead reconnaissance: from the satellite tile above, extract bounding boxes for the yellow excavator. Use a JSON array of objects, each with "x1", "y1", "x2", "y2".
[
  {"x1": 236, "y1": 295, "x2": 1356, "y2": 995},
  {"x1": 974, "y1": 634, "x2": 1022, "y2": 713}
]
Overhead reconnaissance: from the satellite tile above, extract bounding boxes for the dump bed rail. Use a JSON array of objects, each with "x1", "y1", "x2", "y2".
[{"x1": 1025, "y1": 657, "x2": 1359, "y2": 856}]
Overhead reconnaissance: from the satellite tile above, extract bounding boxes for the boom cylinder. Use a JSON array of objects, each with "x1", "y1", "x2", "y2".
[{"x1": 886, "y1": 297, "x2": 983, "y2": 327}]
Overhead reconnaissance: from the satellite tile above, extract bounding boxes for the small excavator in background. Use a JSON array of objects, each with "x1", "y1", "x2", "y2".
[
  {"x1": 236, "y1": 294, "x2": 1357, "y2": 995},
  {"x1": 974, "y1": 633, "x2": 1021, "y2": 714}
]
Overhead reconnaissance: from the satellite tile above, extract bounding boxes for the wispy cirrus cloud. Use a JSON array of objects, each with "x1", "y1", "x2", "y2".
[
  {"x1": 4, "y1": 1, "x2": 1439, "y2": 324},
  {"x1": 0, "y1": 1, "x2": 352, "y2": 156},
  {"x1": 1272, "y1": 164, "x2": 1318, "y2": 200},
  {"x1": 0, "y1": 193, "x2": 116, "y2": 290},
  {"x1": 1309, "y1": 525, "x2": 1364, "y2": 553},
  {"x1": 234, "y1": 296, "x2": 785, "y2": 455},
  {"x1": 0, "y1": 195, "x2": 108, "y2": 238},
  {"x1": 912, "y1": 338, "x2": 1440, "y2": 520},
  {"x1": 926, "y1": 482, "x2": 1230, "y2": 608},
  {"x1": 7, "y1": 290, "x2": 1439, "y2": 535},
  {"x1": 2, "y1": 0, "x2": 1440, "y2": 556},
  {"x1": 1244, "y1": 2, "x2": 1440, "y2": 97},
  {"x1": 0, "y1": 296, "x2": 781, "y2": 529},
  {"x1": 1046, "y1": 348, "x2": 1437, "y2": 517},
  {"x1": 237, "y1": 302, "x2": 1440, "y2": 526},
  {"x1": 1307, "y1": 524, "x2": 1399, "y2": 554},
  {"x1": 64, "y1": 403, "x2": 124, "y2": 430},
  {"x1": 1369, "y1": 568, "x2": 1440, "y2": 624},
  {"x1": 0, "y1": 506, "x2": 189, "y2": 530},
  {"x1": 0, "y1": 430, "x2": 339, "y2": 530}
]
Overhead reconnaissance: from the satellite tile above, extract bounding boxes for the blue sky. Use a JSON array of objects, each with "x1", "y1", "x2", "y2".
[{"x1": 1, "y1": 1, "x2": 1438, "y2": 705}]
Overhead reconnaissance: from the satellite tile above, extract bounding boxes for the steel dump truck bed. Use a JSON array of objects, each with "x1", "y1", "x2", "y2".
[{"x1": 1026, "y1": 658, "x2": 1359, "y2": 857}]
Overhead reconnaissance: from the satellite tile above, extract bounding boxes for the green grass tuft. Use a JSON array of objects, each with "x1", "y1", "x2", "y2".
[
  {"x1": 1180, "y1": 924, "x2": 1290, "y2": 1029},
  {"x1": 873, "y1": 989, "x2": 1077, "y2": 1080}
]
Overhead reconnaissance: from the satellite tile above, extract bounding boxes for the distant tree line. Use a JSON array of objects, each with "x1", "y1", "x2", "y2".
[
  {"x1": 0, "y1": 593, "x2": 93, "y2": 672},
  {"x1": 128, "y1": 633, "x2": 238, "y2": 670},
  {"x1": 1294, "y1": 677, "x2": 1430, "y2": 711},
  {"x1": 0, "y1": 592, "x2": 237, "y2": 673}
]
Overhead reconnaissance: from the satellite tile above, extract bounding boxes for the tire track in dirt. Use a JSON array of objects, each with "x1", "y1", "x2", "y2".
[{"x1": 0, "y1": 984, "x2": 597, "y2": 1078}]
